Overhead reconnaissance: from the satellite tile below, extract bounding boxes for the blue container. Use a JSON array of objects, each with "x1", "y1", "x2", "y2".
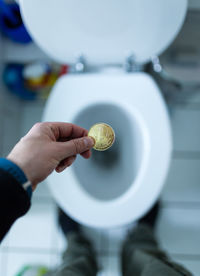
[
  {"x1": 3, "y1": 64, "x2": 36, "y2": 100},
  {"x1": 0, "y1": 0, "x2": 32, "y2": 44}
]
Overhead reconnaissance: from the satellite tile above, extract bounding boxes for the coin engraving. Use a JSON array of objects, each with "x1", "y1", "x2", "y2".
[{"x1": 88, "y1": 123, "x2": 115, "y2": 151}]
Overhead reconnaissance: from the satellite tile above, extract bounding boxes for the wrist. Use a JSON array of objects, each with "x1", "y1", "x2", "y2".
[{"x1": 0, "y1": 158, "x2": 32, "y2": 199}]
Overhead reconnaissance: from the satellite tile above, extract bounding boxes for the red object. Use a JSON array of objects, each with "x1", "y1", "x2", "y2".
[{"x1": 59, "y1": 65, "x2": 69, "y2": 76}]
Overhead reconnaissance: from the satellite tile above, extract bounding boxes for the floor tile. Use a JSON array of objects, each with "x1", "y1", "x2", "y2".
[
  {"x1": 106, "y1": 227, "x2": 128, "y2": 254},
  {"x1": 49, "y1": 252, "x2": 63, "y2": 271},
  {"x1": 171, "y1": 108, "x2": 200, "y2": 152},
  {"x1": 48, "y1": 251, "x2": 109, "y2": 275},
  {"x1": 104, "y1": 223, "x2": 137, "y2": 254},
  {"x1": 56, "y1": 230, "x2": 68, "y2": 253},
  {"x1": 106, "y1": 255, "x2": 121, "y2": 276},
  {"x1": 99, "y1": 229, "x2": 112, "y2": 255},
  {"x1": 50, "y1": 206, "x2": 68, "y2": 253},
  {"x1": 49, "y1": 253, "x2": 109, "y2": 275},
  {"x1": 81, "y1": 226, "x2": 102, "y2": 253},
  {"x1": 0, "y1": 250, "x2": 8, "y2": 276},
  {"x1": 6, "y1": 202, "x2": 56, "y2": 250},
  {"x1": 162, "y1": 159, "x2": 200, "y2": 203},
  {"x1": 157, "y1": 207, "x2": 200, "y2": 255},
  {"x1": 107, "y1": 228, "x2": 124, "y2": 254},
  {"x1": 97, "y1": 255, "x2": 109, "y2": 276},
  {"x1": 6, "y1": 251, "x2": 51, "y2": 276}
]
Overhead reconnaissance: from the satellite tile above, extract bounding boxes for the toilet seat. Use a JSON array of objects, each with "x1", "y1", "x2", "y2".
[{"x1": 43, "y1": 73, "x2": 172, "y2": 228}]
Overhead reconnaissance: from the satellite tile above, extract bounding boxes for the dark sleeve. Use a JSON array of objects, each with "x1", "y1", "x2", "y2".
[{"x1": 0, "y1": 168, "x2": 31, "y2": 242}]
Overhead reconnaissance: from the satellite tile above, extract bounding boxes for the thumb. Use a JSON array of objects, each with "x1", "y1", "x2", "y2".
[{"x1": 59, "y1": 136, "x2": 95, "y2": 159}]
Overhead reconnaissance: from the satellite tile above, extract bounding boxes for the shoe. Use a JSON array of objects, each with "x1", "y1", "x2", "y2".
[{"x1": 58, "y1": 207, "x2": 80, "y2": 236}]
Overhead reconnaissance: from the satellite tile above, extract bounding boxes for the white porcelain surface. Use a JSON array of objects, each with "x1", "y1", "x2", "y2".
[
  {"x1": 19, "y1": 0, "x2": 187, "y2": 65},
  {"x1": 43, "y1": 73, "x2": 172, "y2": 228}
]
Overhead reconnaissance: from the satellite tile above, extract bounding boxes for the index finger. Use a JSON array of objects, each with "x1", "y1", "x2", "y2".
[{"x1": 47, "y1": 122, "x2": 88, "y2": 140}]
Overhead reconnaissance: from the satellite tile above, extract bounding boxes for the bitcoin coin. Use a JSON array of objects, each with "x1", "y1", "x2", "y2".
[{"x1": 88, "y1": 123, "x2": 115, "y2": 151}]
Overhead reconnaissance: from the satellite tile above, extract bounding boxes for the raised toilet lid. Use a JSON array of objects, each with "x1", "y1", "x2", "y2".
[{"x1": 19, "y1": 0, "x2": 187, "y2": 65}]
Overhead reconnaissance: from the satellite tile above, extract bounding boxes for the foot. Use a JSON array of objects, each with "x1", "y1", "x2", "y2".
[
  {"x1": 139, "y1": 201, "x2": 160, "y2": 229},
  {"x1": 58, "y1": 207, "x2": 80, "y2": 236}
]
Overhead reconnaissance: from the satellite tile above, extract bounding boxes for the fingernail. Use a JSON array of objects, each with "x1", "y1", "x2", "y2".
[
  {"x1": 84, "y1": 137, "x2": 95, "y2": 148},
  {"x1": 57, "y1": 166, "x2": 64, "y2": 173}
]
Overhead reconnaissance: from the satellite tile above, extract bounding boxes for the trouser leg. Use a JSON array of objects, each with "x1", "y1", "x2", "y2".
[
  {"x1": 121, "y1": 224, "x2": 193, "y2": 276},
  {"x1": 45, "y1": 233, "x2": 98, "y2": 276}
]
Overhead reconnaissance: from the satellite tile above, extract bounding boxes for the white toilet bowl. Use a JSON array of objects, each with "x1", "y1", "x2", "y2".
[
  {"x1": 43, "y1": 73, "x2": 171, "y2": 227},
  {"x1": 19, "y1": 0, "x2": 188, "y2": 228}
]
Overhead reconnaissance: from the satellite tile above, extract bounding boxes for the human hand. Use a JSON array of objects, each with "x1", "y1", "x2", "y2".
[{"x1": 7, "y1": 122, "x2": 94, "y2": 190}]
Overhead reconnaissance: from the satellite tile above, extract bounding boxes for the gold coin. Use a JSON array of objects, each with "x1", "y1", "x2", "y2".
[{"x1": 88, "y1": 123, "x2": 115, "y2": 151}]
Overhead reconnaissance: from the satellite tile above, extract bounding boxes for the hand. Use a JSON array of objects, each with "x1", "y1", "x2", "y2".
[{"x1": 7, "y1": 122, "x2": 94, "y2": 190}]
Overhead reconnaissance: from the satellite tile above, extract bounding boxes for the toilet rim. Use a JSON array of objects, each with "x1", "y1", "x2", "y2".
[{"x1": 44, "y1": 79, "x2": 172, "y2": 227}]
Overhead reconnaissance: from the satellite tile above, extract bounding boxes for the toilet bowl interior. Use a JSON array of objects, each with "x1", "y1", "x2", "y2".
[{"x1": 73, "y1": 103, "x2": 145, "y2": 201}]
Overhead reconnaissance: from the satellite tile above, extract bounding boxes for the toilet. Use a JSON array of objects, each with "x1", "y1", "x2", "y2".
[{"x1": 19, "y1": 0, "x2": 187, "y2": 228}]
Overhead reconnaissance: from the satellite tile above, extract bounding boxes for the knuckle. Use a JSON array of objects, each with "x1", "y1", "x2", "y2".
[
  {"x1": 72, "y1": 139, "x2": 84, "y2": 154},
  {"x1": 19, "y1": 136, "x2": 25, "y2": 143},
  {"x1": 47, "y1": 122, "x2": 55, "y2": 128},
  {"x1": 27, "y1": 122, "x2": 45, "y2": 138},
  {"x1": 33, "y1": 122, "x2": 43, "y2": 130}
]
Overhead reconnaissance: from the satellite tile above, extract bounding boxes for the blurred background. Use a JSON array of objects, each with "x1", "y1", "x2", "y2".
[{"x1": 1, "y1": 0, "x2": 200, "y2": 275}]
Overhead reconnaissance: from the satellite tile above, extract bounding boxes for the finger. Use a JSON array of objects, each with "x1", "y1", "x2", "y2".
[
  {"x1": 81, "y1": 150, "x2": 92, "y2": 159},
  {"x1": 32, "y1": 183, "x2": 37, "y2": 192},
  {"x1": 59, "y1": 136, "x2": 94, "y2": 159},
  {"x1": 60, "y1": 155, "x2": 77, "y2": 168},
  {"x1": 56, "y1": 155, "x2": 77, "y2": 173},
  {"x1": 47, "y1": 122, "x2": 88, "y2": 140}
]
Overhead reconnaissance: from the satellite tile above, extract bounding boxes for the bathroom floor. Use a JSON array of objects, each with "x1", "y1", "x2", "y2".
[{"x1": 1, "y1": 90, "x2": 200, "y2": 276}]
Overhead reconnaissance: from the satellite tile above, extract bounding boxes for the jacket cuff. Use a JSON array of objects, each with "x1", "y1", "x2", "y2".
[{"x1": 0, "y1": 158, "x2": 32, "y2": 199}]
